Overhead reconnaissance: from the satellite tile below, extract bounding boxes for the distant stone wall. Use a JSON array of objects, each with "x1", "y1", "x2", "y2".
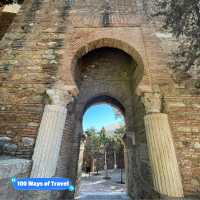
[{"x1": 82, "y1": 148, "x2": 124, "y2": 171}]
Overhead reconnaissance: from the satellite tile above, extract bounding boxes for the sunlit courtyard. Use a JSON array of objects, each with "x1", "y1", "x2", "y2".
[{"x1": 76, "y1": 169, "x2": 129, "y2": 200}]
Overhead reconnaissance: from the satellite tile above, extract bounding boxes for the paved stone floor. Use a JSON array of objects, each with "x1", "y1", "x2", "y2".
[
  {"x1": 76, "y1": 192, "x2": 130, "y2": 200},
  {"x1": 75, "y1": 169, "x2": 130, "y2": 200}
]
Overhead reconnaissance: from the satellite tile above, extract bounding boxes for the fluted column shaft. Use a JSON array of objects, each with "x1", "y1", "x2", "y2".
[
  {"x1": 78, "y1": 141, "x2": 85, "y2": 175},
  {"x1": 144, "y1": 113, "x2": 184, "y2": 197},
  {"x1": 31, "y1": 105, "x2": 67, "y2": 178},
  {"x1": 142, "y1": 91, "x2": 184, "y2": 198}
]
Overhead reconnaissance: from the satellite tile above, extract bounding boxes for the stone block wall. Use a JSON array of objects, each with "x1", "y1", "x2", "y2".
[
  {"x1": 0, "y1": 0, "x2": 199, "y2": 199},
  {"x1": 131, "y1": 97, "x2": 158, "y2": 198},
  {"x1": 0, "y1": 157, "x2": 31, "y2": 200},
  {"x1": 0, "y1": 0, "x2": 72, "y2": 158},
  {"x1": 165, "y1": 96, "x2": 200, "y2": 197},
  {"x1": 55, "y1": 46, "x2": 155, "y2": 199}
]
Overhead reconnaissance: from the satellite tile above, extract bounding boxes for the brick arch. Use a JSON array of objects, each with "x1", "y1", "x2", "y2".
[
  {"x1": 49, "y1": 38, "x2": 156, "y2": 199},
  {"x1": 83, "y1": 95, "x2": 125, "y2": 114},
  {"x1": 81, "y1": 94, "x2": 126, "y2": 122},
  {"x1": 69, "y1": 37, "x2": 149, "y2": 92},
  {"x1": 72, "y1": 38, "x2": 144, "y2": 68}
]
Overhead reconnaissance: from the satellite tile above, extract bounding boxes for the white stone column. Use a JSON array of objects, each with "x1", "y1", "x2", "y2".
[
  {"x1": 142, "y1": 92, "x2": 184, "y2": 198},
  {"x1": 75, "y1": 135, "x2": 86, "y2": 198},
  {"x1": 114, "y1": 151, "x2": 117, "y2": 169},
  {"x1": 31, "y1": 105, "x2": 67, "y2": 178},
  {"x1": 31, "y1": 81, "x2": 74, "y2": 178},
  {"x1": 78, "y1": 136, "x2": 86, "y2": 176}
]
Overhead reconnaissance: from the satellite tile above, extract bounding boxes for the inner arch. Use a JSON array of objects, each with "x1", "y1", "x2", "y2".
[
  {"x1": 70, "y1": 38, "x2": 145, "y2": 89},
  {"x1": 60, "y1": 44, "x2": 153, "y2": 200},
  {"x1": 82, "y1": 95, "x2": 126, "y2": 118},
  {"x1": 72, "y1": 38, "x2": 145, "y2": 72},
  {"x1": 80, "y1": 99, "x2": 127, "y2": 195}
]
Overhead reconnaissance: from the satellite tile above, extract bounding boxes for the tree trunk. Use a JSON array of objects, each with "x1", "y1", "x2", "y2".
[
  {"x1": 104, "y1": 151, "x2": 108, "y2": 178},
  {"x1": 114, "y1": 151, "x2": 117, "y2": 169}
]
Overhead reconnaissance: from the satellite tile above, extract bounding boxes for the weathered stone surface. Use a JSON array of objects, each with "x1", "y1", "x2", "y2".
[
  {"x1": 193, "y1": 142, "x2": 200, "y2": 149},
  {"x1": 0, "y1": 136, "x2": 11, "y2": 142},
  {"x1": 165, "y1": 96, "x2": 200, "y2": 196},
  {"x1": 46, "y1": 81, "x2": 74, "y2": 107},
  {"x1": 0, "y1": 157, "x2": 31, "y2": 178},
  {"x1": 22, "y1": 137, "x2": 34, "y2": 147},
  {"x1": 31, "y1": 105, "x2": 67, "y2": 178},
  {"x1": 3, "y1": 143, "x2": 17, "y2": 155},
  {"x1": 0, "y1": 0, "x2": 199, "y2": 199},
  {"x1": 142, "y1": 92, "x2": 162, "y2": 114},
  {"x1": 0, "y1": 157, "x2": 31, "y2": 200}
]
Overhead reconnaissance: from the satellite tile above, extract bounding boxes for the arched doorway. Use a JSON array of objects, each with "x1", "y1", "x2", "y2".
[
  {"x1": 78, "y1": 101, "x2": 126, "y2": 199},
  {"x1": 58, "y1": 47, "x2": 155, "y2": 199},
  {"x1": 31, "y1": 39, "x2": 184, "y2": 200}
]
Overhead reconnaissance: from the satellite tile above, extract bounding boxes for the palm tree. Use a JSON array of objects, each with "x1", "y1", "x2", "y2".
[
  {"x1": 113, "y1": 126, "x2": 126, "y2": 183},
  {"x1": 84, "y1": 128, "x2": 100, "y2": 173},
  {"x1": 99, "y1": 127, "x2": 111, "y2": 179}
]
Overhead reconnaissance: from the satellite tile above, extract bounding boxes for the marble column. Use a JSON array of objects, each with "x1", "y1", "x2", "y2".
[
  {"x1": 142, "y1": 92, "x2": 184, "y2": 198},
  {"x1": 75, "y1": 135, "x2": 86, "y2": 197},
  {"x1": 31, "y1": 82, "x2": 74, "y2": 178},
  {"x1": 77, "y1": 135, "x2": 86, "y2": 176},
  {"x1": 31, "y1": 105, "x2": 67, "y2": 178},
  {"x1": 123, "y1": 133, "x2": 138, "y2": 198}
]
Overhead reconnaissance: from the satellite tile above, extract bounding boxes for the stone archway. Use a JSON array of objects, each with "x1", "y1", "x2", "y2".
[
  {"x1": 62, "y1": 47, "x2": 140, "y2": 199},
  {"x1": 30, "y1": 40, "x2": 184, "y2": 200},
  {"x1": 76, "y1": 95, "x2": 127, "y2": 198},
  {"x1": 60, "y1": 37, "x2": 151, "y2": 94}
]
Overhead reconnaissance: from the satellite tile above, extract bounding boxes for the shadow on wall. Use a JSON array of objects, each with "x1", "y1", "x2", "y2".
[
  {"x1": 0, "y1": 1, "x2": 25, "y2": 40},
  {"x1": 0, "y1": 11, "x2": 16, "y2": 40}
]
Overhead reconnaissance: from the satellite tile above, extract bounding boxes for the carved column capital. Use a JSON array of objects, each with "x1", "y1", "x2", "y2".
[
  {"x1": 142, "y1": 92, "x2": 162, "y2": 114},
  {"x1": 46, "y1": 81, "x2": 77, "y2": 107}
]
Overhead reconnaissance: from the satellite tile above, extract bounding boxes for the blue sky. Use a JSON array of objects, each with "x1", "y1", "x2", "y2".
[{"x1": 83, "y1": 103, "x2": 125, "y2": 131}]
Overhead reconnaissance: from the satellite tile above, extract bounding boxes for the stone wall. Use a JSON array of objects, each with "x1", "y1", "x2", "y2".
[
  {"x1": 0, "y1": 0, "x2": 72, "y2": 158},
  {"x1": 55, "y1": 47, "x2": 154, "y2": 199},
  {"x1": 0, "y1": 0, "x2": 199, "y2": 199},
  {"x1": 165, "y1": 96, "x2": 200, "y2": 197},
  {"x1": 0, "y1": 156, "x2": 31, "y2": 200}
]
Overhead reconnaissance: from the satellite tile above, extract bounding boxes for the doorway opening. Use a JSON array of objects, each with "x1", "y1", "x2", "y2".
[
  {"x1": 59, "y1": 45, "x2": 155, "y2": 199},
  {"x1": 77, "y1": 102, "x2": 127, "y2": 199}
]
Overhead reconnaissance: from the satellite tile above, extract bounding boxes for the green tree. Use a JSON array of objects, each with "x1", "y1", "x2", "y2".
[
  {"x1": 99, "y1": 127, "x2": 108, "y2": 146},
  {"x1": 85, "y1": 127, "x2": 96, "y2": 137},
  {"x1": 113, "y1": 126, "x2": 125, "y2": 157},
  {"x1": 107, "y1": 126, "x2": 125, "y2": 169},
  {"x1": 98, "y1": 127, "x2": 112, "y2": 178},
  {"x1": 85, "y1": 128, "x2": 101, "y2": 158},
  {"x1": 153, "y1": 0, "x2": 200, "y2": 82},
  {"x1": 114, "y1": 126, "x2": 126, "y2": 137}
]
